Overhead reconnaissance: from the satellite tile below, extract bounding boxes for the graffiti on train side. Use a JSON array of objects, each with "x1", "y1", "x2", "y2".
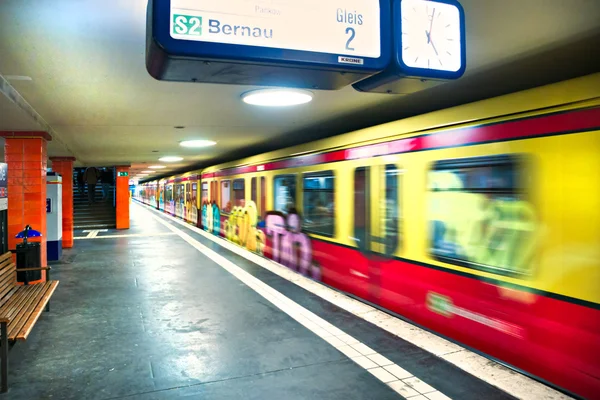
[
  {"x1": 224, "y1": 202, "x2": 266, "y2": 255},
  {"x1": 201, "y1": 202, "x2": 221, "y2": 235},
  {"x1": 264, "y1": 210, "x2": 321, "y2": 280},
  {"x1": 201, "y1": 201, "x2": 320, "y2": 279}
]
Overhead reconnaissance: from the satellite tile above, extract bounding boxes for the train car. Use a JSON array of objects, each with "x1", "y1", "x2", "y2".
[
  {"x1": 138, "y1": 73, "x2": 600, "y2": 399},
  {"x1": 137, "y1": 173, "x2": 201, "y2": 224}
]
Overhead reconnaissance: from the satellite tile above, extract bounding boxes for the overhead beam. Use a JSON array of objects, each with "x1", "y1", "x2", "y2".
[{"x1": 0, "y1": 73, "x2": 80, "y2": 162}]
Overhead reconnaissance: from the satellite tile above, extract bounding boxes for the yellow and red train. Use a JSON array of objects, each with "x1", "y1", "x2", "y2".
[{"x1": 136, "y1": 73, "x2": 600, "y2": 399}]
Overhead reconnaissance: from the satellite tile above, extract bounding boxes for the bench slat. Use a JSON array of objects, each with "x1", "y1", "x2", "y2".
[
  {"x1": 0, "y1": 253, "x2": 12, "y2": 269},
  {"x1": 7, "y1": 285, "x2": 47, "y2": 339},
  {"x1": 0, "y1": 269, "x2": 15, "y2": 293},
  {"x1": 0, "y1": 286, "x2": 34, "y2": 319},
  {"x1": 16, "y1": 281, "x2": 59, "y2": 341},
  {"x1": 0, "y1": 287, "x2": 19, "y2": 310},
  {"x1": 0, "y1": 285, "x2": 37, "y2": 314},
  {"x1": 0, "y1": 263, "x2": 15, "y2": 286},
  {"x1": 0, "y1": 261, "x2": 13, "y2": 278},
  {"x1": 1, "y1": 285, "x2": 44, "y2": 328}
]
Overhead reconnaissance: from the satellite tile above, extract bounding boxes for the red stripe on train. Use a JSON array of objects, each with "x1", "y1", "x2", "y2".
[{"x1": 202, "y1": 107, "x2": 600, "y2": 178}]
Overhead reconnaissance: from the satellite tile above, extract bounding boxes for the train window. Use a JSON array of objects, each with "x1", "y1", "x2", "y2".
[
  {"x1": 260, "y1": 177, "x2": 266, "y2": 219},
  {"x1": 233, "y1": 178, "x2": 245, "y2": 207},
  {"x1": 273, "y1": 175, "x2": 296, "y2": 213},
  {"x1": 221, "y1": 180, "x2": 231, "y2": 213},
  {"x1": 383, "y1": 164, "x2": 402, "y2": 255},
  {"x1": 201, "y1": 182, "x2": 209, "y2": 204},
  {"x1": 354, "y1": 167, "x2": 369, "y2": 252},
  {"x1": 302, "y1": 171, "x2": 335, "y2": 237},
  {"x1": 211, "y1": 181, "x2": 218, "y2": 203},
  {"x1": 251, "y1": 177, "x2": 257, "y2": 205},
  {"x1": 192, "y1": 183, "x2": 197, "y2": 207},
  {"x1": 428, "y1": 155, "x2": 535, "y2": 277}
]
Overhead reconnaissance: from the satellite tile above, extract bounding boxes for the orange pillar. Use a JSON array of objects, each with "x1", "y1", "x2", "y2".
[
  {"x1": 50, "y1": 157, "x2": 75, "y2": 248},
  {"x1": 116, "y1": 166, "x2": 130, "y2": 230},
  {"x1": 1, "y1": 131, "x2": 50, "y2": 282}
]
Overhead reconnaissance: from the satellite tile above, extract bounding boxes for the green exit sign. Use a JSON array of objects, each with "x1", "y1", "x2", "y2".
[{"x1": 118, "y1": 171, "x2": 129, "y2": 177}]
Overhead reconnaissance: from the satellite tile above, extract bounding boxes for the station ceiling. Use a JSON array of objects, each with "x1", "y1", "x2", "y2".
[{"x1": 0, "y1": 0, "x2": 599, "y2": 179}]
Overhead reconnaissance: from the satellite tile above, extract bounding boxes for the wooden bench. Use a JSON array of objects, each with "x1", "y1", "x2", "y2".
[{"x1": 0, "y1": 251, "x2": 59, "y2": 393}]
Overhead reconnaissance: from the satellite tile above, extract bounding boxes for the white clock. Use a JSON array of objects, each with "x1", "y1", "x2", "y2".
[{"x1": 400, "y1": 0, "x2": 465, "y2": 75}]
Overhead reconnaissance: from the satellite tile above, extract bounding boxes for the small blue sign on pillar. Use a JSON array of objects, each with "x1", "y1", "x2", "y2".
[{"x1": 46, "y1": 198, "x2": 52, "y2": 213}]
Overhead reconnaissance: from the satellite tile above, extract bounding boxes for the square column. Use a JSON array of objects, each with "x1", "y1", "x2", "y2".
[
  {"x1": 50, "y1": 157, "x2": 75, "y2": 248},
  {"x1": 1, "y1": 132, "x2": 51, "y2": 282},
  {"x1": 116, "y1": 166, "x2": 130, "y2": 230}
]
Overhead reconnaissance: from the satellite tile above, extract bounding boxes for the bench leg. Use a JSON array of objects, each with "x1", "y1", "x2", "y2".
[{"x1": 1, "y1": 322, "x2": 7, "y2": 393}]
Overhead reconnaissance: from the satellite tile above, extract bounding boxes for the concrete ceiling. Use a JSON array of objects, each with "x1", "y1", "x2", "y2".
[{"x1": 0, "y1": 0, "x2": 599, "y2": 179}]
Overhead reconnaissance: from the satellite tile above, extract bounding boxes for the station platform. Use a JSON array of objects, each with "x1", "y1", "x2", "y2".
[{"x1": 5, "y1": 204, "x2": 572, "y2": 400}]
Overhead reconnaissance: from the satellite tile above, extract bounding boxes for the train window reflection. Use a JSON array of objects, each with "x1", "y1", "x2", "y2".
[
  {"x1": 233, "y1": 178, "x2": 245, "y2": 207},
  {"x1": 302, "y1": 171, "x2": 335, "y2": 237},
  {"x1": 251, "y1": 177, "x2": 257, "y2": 205},
  {"x1": 260, "y1": 177, "x2": 266, "y2": 219},
  {"x1": 221, "y1": 180, "x2": 231, "y2": 212},
  {"x1": 429, "y1": 155, "x2": 535, "y2": 277},
  {"x1": 354, "y1": 167, "x2": 369, "y2": 251},
  {"x1": 201, "y1": 182, "x2": 208, "y2": 203},
  {"x1": 383, "y1": 164, "x2": 401, "y2": 255},
  {"x1": 274, "y1": 175, "x2": 297, "y2": 213}
]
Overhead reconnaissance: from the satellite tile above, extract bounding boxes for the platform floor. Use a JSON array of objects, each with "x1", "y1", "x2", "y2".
[{"x1": 5, "y1": 204, "x2": 526, "y2": 399}]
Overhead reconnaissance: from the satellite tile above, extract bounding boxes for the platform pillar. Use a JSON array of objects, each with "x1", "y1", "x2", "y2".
[
  {"x1": 50, "y1": 157, "x2": 75, "y2": 248},
  {"x1": 116, "y1": 166, "x2": 130, "y2": 230},
  {"x1": 1, "y1": 131, "x2": 51, "y2": 281}
]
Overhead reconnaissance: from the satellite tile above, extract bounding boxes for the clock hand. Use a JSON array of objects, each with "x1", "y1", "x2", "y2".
[
  {"x1": 427, "y1": 8, "x2": 436, "y2": 43},
  {"x1": 425, "y1": 31, "x2": 438, "y2": 56},
  {"x1": 431, "y1": 39, "x2": 438, "y2": 56}
]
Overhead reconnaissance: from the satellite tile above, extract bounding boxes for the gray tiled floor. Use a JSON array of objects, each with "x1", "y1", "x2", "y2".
[{"x1": 5, "y1": 210, "x2": 401, "y2": 399}]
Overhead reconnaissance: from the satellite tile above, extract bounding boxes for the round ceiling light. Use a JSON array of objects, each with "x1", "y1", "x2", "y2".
[
  {"x1": 179, "y1": 140, "x2": 217, "y2": 148},
  {"x1": 241, "y1": 89, "x2": 313, "y2": 107},
  {"x1": 148, "y1": 165, "x2": 166, "y2": 169},
  {"x1": 158, "y1": 156, "x2": 183, "y2": 162}
]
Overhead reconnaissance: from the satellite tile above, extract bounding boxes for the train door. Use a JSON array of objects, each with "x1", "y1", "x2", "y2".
[
  {"x1": 184, "y1": 182, "x2": 190, "y2": 221},
  {"x1": 191, "y1": 181, "x2": 198, "y2": 224},
  {"x1": 352, "y1": 161, "x2": 402, "y2": 303},
  {"x1": 155, "y1": 184, "x2": 160, "y2": 209}
]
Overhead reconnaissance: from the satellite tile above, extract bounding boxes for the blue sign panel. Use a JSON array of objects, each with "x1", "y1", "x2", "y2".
[
  {"x1": 46, "y1": 198, "x2": 52, "y2": 213},
  {"x1": 354, "y1": 0, "x2": 466, "y2": 94},
  {"x1": 147, "y1": 0, "x2": 392, "y2": 90}
]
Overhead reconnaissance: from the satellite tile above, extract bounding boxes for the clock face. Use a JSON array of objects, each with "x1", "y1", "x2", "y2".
[{"x1": 401, "y1": 0, "x2": 463, "y2": 73}]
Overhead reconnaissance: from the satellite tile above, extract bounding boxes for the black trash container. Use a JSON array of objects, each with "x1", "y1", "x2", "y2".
[
  {"x1": 15, "y1": 225, "x2": 42, "y2": 284},
  {"x1": 15, "y1": 242, "x2": 41, "y2": 283}
]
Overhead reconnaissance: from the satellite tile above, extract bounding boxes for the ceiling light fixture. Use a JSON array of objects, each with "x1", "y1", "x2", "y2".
[
  {"x1": 158, "y1": 156, "x2": 183, "y2": 162},
  {"x1": 141, "y1": 170, "x2": 155, "y2": 173},
  {"x1": 179, "y1": 140, "x2": 217, "y2": 148},
  {"x1": 241, "y1": 89, "x2": 313, "y2": 107},
  {"x1": 148, "y1": 165, "x2": 166, "y2": 169}
]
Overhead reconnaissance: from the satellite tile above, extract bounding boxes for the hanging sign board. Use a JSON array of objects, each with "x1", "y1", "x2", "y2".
[{"x1": 147, "y1": 0, "x2": 391, "y2": 90}]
